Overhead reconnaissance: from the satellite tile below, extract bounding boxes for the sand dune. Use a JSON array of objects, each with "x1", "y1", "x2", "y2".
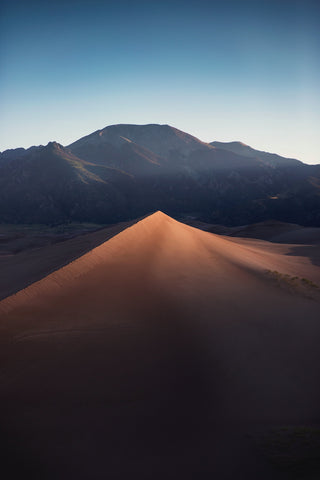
[
  {"x1": 0, "y1": 218, "x2": 145, "y2": 301},
  {"x1": 0, "y1": 212, "x2": 319, "y2": 479}
]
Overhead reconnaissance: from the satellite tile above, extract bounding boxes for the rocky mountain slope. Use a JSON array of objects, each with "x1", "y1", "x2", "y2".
[{"x1": 1, "y1": 124, "x2": 319, "y2": 225}]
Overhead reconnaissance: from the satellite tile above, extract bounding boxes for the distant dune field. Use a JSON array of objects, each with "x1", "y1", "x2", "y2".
[{"x1": 0, "y1": 212, "x2": 319, "y2": 479}]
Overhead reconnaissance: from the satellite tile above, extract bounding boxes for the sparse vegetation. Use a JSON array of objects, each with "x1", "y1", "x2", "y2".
[{"x1": 265, "y1": 269, "x2": 320, "y2": 300}]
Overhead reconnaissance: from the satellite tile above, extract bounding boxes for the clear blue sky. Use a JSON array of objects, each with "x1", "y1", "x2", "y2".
[{"x1": 1, "y1": 0, "x2": 319, "y2": 163}]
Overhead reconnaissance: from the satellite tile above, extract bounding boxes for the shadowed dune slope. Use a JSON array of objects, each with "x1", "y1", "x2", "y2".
[{"x1": 0, "y1": 211, "x2": 320, "y2": 479}]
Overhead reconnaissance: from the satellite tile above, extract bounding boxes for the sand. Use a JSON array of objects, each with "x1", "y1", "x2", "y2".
[
  {"x1": 0, "y1": 211, "x2": 319, "y2": 479},
  {"x1": 0, "y1": 218, "x2": 143, "y2": 301}
]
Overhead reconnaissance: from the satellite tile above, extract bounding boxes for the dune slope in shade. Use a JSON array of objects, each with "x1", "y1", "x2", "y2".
[{"x1": 0, "y1": 212, "x2": 319, "y2": 479}]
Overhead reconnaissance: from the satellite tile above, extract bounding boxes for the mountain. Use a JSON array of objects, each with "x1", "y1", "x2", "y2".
[
  {"x1": 210, "y1": 140, "x2": 302, "y2": 167},
  {"x1": 0, "y1": 141, "x2": 133, "y2": 223},
  {"x1": 1, "y1": 124, "x2": 320, "y2": 226},
  {"x1": 68, "y1": 123, "x2": 210, "y2": 159},
  {"x1": 68, "y1": 124, "x2": 272, "y2": 173},
  {"x1": 1, "y1": 212, "x2": 319, "y2": 479}
]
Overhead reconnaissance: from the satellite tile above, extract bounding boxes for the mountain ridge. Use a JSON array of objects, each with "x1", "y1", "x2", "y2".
[
  {"x1": 1, "y1": 123, "x2": 320, "y2": 226},
  {"x1": 1, "y1": 124, "x2": 316, "y2": 167},
  {"x1": 210, "y1": 140, "x2": 302, "y2": 167}
]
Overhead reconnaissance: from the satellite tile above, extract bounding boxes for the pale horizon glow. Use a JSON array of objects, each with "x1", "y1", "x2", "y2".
[{"x1": 1, "y1": 0, "x2": 319, "y2": 164}]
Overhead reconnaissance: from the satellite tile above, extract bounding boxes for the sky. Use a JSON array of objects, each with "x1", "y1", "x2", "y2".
[{"x1": 1, "y1": 0, "x2": 319, "y2": 164}]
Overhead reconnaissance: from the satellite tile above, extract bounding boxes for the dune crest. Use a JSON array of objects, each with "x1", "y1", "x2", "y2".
[
  {"x1": 1, "y1": 212, "x2": 320, "y2": 479},
  {"x1": 0, "y1": 210, "x2": 319, "y2": 317}
]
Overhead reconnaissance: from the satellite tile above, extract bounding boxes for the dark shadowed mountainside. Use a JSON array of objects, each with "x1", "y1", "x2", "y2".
[
  {"x1": 1, "y1": 124, "x2": 320, "y2": 225},
  {"x1": 0, "y1": 141, "x2": 133, "y2": 223},
  {"x1": 210, "y1": 140, "x2": 303, "y2": 167}
]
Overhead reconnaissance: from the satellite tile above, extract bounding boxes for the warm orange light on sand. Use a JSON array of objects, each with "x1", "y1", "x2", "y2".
[{"x1": 0, "y1": 211, "x2": 319, "y2": 479}]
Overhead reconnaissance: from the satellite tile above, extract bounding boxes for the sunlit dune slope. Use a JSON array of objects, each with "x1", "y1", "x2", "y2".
[
  {"x1": 1, "y1": 210, "x2": 319, "y2": 317},
  {"x1": 0, "y1": 217, "x2": 144, "y2": 301},
  {"x1": 0, "y1": 211, "x2": 319, "y2": 479}
]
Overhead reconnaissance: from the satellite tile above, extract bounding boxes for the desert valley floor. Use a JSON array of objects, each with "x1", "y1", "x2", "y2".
[{"x1": 0, "y1": 212, "x2": 319, "y2": 479}]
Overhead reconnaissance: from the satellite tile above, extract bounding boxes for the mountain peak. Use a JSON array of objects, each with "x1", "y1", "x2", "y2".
[
  {"x1": 229, "y1": 141, "x2": 250, "y2": 147},
  {"x1": 68, "y1": 123, "x2": 209, "y2": 157},
  {"x1": 46, "y1": 141, "x2": 64, "y2": 150}
]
